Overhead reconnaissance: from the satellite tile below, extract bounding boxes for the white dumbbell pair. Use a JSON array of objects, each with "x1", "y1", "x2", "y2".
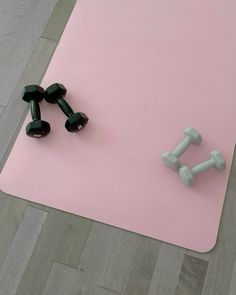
[{"x1": 161, "y1": 128, "x2": 226, "y2": 186}]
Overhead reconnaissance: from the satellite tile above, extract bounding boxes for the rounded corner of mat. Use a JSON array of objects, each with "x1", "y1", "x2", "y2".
[{"x1": 195, "y1": 239, "x2": 218, "y2": 253}]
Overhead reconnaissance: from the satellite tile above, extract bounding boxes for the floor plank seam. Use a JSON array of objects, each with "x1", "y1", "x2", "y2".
[
  {"x1": 28, "y1": 205, "x2": 49, "y2": 214},
  {"x1": 37, "y1": 261, "x2": 58, "y2": 294},
  {"x1": 52, "y1": 260, "x2": 78, "y2": 271},
  {"x1": 97, "y1": 285, "x2": 121, "y2": 294},
  {"x1": 40, "y1": 35, "x2": 59, "y2": 42},
  {"x1": 29, "y1": 202, "x2": 50, "y2": 212},
  {"x1": 0, "y1": 106, "x2": 6, "y2": 121}
]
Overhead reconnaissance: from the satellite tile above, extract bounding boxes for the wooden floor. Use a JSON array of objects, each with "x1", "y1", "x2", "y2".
[{"x1": 0, "y1": 1, "x2": 236, "y2": 294}]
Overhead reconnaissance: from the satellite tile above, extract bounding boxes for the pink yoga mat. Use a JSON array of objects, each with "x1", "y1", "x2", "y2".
[{"x1": 0, "y1": 0, "x2": 235, "y2": 252}]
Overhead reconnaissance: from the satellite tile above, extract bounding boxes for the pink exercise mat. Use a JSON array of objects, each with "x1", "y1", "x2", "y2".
[{"x1": 0, "y1": 0, "x2": 235, "y2": 252}]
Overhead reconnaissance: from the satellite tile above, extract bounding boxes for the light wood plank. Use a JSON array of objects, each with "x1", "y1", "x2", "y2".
[
  {"x1": 229, "y1": 260, "x2": 236, "y2": 295},
  {"x1": 0, "y1": 1, "x2": 19, "y2": 39},
  {"x1": 175, "y1": 254, "x2": 208, "y2": 295},
  {"x1": 148, "y1": 244, "x2": 184, "y2": 295},
  {"x1": 0, "y1": 206, "x2": 47, "y2": 295},
  {"x1": 202, "y1": 149, "x2": 236, "y2": 295},
  {"x1": 46, "y1": 224, "x2": 137, "y2": 295},
  {"x1": 122, "y1": 236, "x2": 160, "y2": 295},
  {"x1": 73, "y1": 223, "x2": 126, "y2": 294},
  {"x1": 99, "y1": 230, "x2": 139, "y2": 294},
  {"x1": 55, "y1": 215, "x2": 92, "y2": 268},
  {"x1": 0, "y1": 0, "x2": 57, "y2": 107},
  {"x1": 0, "y1": 191, "x2": 7, "y2": 212},
  {"x1": 42, "y1": 0, "x2": 76, "y2": 41},
  {"x1": 0, "y1": 105, "x2": 4, "y2": 118},
  {"x1": 15, "y1": 208, "x2": 70, "y2": 295},
  {"x1": 0, "y1": 192, "x2": 28, "y2": 265},
  {"x1": 0, "y1": 37, "x2": 57, "y2": 171},
  {"x1": 42, "y1": 262, "x2": 77, "y2": 295}
]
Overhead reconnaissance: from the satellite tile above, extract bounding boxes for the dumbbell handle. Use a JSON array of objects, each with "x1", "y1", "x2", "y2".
[
  {"x1": 173, "y1": 136, "x2": 191, "y2": 157},
  {"x1": 31, "y1": 100, "x2": 41, "y2": 121},
  {"x1": 57, "y1": 96, "x2": 74, "y2": 117},
  {"x1": 191, "y1": 158, "x2": 215, "y2": 175}
]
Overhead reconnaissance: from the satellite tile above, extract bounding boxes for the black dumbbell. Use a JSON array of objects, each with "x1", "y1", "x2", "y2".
[
  {"x1": 22, "y1": 85, "x2": 50, "y2": 138},
  {"x1": 45, "y1": 83, "x2": 89, "y2": 132}
]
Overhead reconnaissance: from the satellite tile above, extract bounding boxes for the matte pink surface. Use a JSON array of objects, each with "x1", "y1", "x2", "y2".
[{"x1": 0, "y1": 0, "x2": 235, "y2": 252}]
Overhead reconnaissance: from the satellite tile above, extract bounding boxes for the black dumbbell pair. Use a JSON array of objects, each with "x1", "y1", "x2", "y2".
[{"x1": 22, "y1": 83, "x2": 89, "y2": 138}]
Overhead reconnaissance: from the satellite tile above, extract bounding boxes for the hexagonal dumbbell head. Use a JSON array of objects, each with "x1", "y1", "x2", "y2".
[
  {"x1": 210, "y1": 150, "x2": 226, "y2": 170},
  {"x1": 161, "y1": 151, "x2": 180, "y2": 170},
  {"x1": 65, "y1": 112, "x2": 89, "y2": 132},
  {"x1": 179, "y1": 150, "x2": 226, "y2": 186},
  {"x1": 183, "y1": 127, "x2": 202, "y2": 145},
  {"x1": 26, "y1": 120, "x2": 51, "y2": 138},
  {"x1": 22, "y1": 85, "x2": 44, "y2": 103},
  {"x1": 44, "y1": 83, "x2": 67, "y2": 104},
  {"x1": 179, "y1": 166, "x2": 194, "y2": 186},
  {"x1": 161, "y1": 127, "x2": 202, "y2": 170}
]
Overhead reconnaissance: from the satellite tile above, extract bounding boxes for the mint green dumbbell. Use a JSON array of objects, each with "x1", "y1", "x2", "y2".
[
  {"x1": 179, "y1": 150, "x2": 226, "y2": 186},
  {"x1": 161, "y1": 128, "x2": 202, "y2": 170}
]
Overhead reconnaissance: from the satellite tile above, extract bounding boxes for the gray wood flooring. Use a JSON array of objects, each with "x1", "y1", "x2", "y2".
[{"x1": 0, "y1": 0, "x2": 235, "y2": 294}]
